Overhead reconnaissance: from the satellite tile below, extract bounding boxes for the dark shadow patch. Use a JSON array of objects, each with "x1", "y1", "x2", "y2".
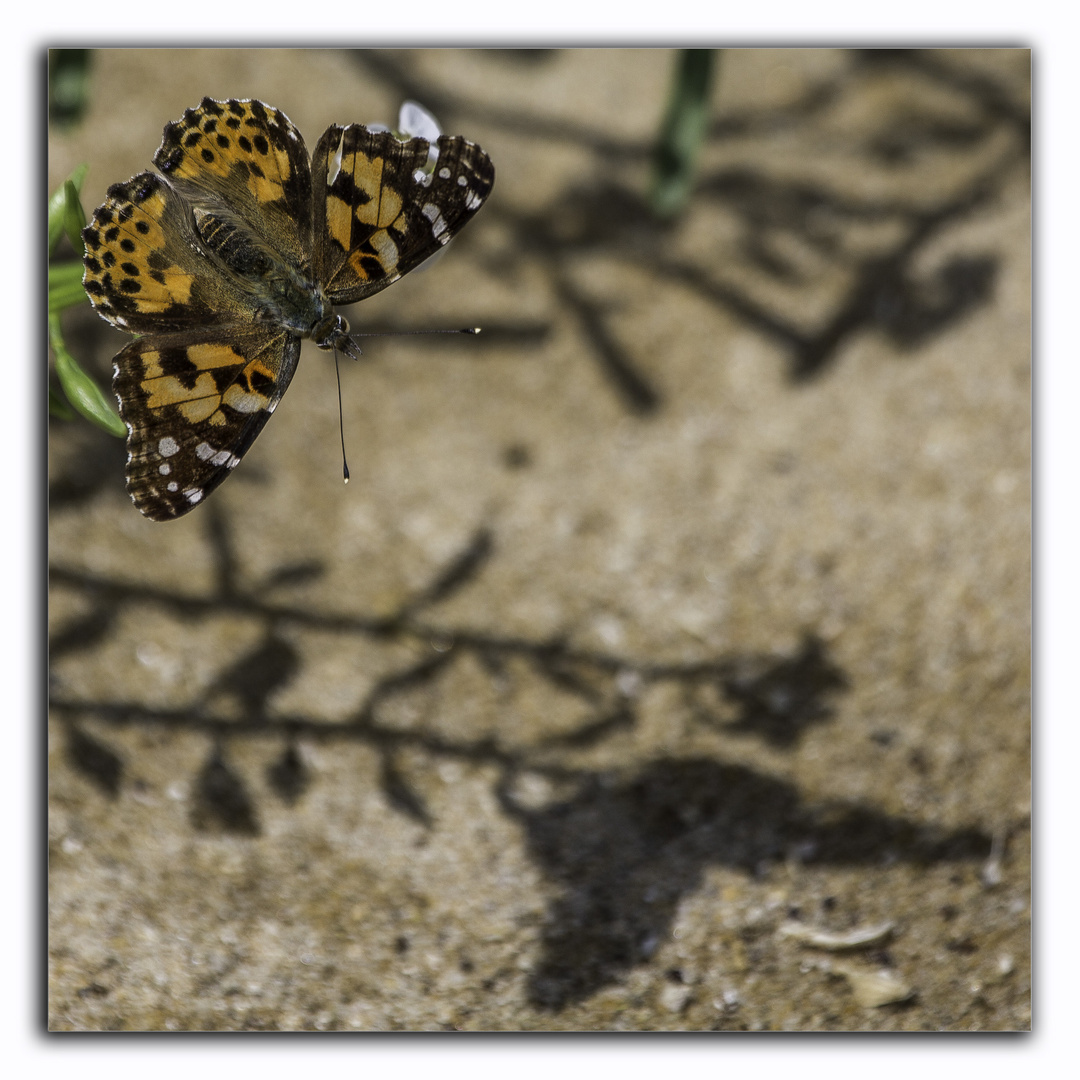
[
  {"x1": 47, "y1": 419, "x2": 127, "y2": 512},
  {"x1": 262, "y1": 560, "x2": 326, "y2": 591},
  {"x1": 854, "y1": 49, "x2": 1030, "y2": 148},
  {"x1": 65, "y1": 723, "x2": 123, "y2": 796},
  {"x1": 552, "y1": 268, "x2": 662, "y2": 415},
  {"x1": 502, "y1": 443, "x2": 532, "y2": 470},
  {"x1": 528, "y1": 645, "x2": 610, "y2": 705},
  {"x1": 379, "y1": 753, "x2": 432, "y2": 826},
  {"x1": 266, "y1": 741, "x2": 309, "y2": 804},
  {"x1": 345, "y1": 650, "x2": 461, "y2": 748},
  {"x1": 406, "y1": 527, "x2": 494, "y2": 613},
  {"x1": 718, "y1": 633, "x2": 849, "y2": 747},
  {"x1": 499, "y1": 757, "x2": 991, "y2": 1011},
  {"x1": 542, "y1": 705, "x2": 637, "y2": 750},
  {"x1": 191, "y1": 746, "x2": 260, "y2": 835},
  {"x1": 876, "y1": 254, "x2": 998, "y2": 348},
  {"x1": 49, "y1": 605, "x2": 118, "y2": 660},
  {"x1": 205, "y1": 631, "x2": 300, "y2": 720}
]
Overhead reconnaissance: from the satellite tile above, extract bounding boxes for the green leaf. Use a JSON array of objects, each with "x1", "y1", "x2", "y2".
[
  {"x1": 48, "y1": 163, "x2": 88, "y2": 255},
  {"x1": 48, "y1": 261, "x2": 87, "y2": 314},
  {"x1": 650, "y1": 50, "x2": 716, "y2": 219},
  {"x1": 49, "y1": 314, "x2": 125, "y2": 437},
  {"x1": 49, "y1": 384, "x2": 76, "y2": 420},
  {"x1": 47, "y1": 167, "x2": 121, "y2": 437},
  {"x1": 63, "y1": 179, "x2": 88, "y2": 250}
]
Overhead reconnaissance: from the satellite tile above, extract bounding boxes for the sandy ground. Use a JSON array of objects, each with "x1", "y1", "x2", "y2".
[{"x1": 48, "y1": 48, "x2": 1030, "y2": 1031}]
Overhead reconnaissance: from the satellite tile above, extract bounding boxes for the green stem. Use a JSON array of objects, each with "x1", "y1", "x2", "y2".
[{"x1": 650, "y1": 49, "x2": 717, "y2": 219}]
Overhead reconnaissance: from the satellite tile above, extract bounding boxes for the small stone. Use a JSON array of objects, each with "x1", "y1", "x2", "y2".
[{"x1": 660, "y1": 982, "x2": 692, "y2": 1013}]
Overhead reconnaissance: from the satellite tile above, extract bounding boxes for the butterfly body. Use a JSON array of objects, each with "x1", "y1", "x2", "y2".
[
  {"x1": 191, "y1": 201, "x2": 351, "y2": 354},
  {"x1": 82, "y1": 98, "x2": 493, "y2": 521}
]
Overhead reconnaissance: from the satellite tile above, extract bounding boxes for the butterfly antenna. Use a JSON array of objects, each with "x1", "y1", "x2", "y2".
[
  {"x1": 330, "y1": 328, "x2": 480, "y2": 485},
  {"x1": 350, "y1": 327, "x2": 481, "y2": 339},
  {"x1": 334, "y1": 346, "x2": 350, "y2": 484}
]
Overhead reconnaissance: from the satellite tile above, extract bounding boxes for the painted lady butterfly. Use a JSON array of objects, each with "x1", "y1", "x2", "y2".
[{"x1": 82, "y1": 97, "x2": 493, "y2": 520}]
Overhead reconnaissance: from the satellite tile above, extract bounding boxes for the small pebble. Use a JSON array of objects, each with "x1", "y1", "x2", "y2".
[
  {"x1": 835, "y1": 963, "x2": 913, "y2": 1008},
  {"x1": 660, "y1": 983, "x2": 692, "y2": 1013}
]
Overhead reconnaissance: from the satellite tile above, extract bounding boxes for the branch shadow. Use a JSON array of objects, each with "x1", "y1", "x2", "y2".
[
  {"x1": 49, "y1": 507, "x2": 849, "y2": 836},
  {"x1": 49, "y1": 504, "x2": 1002, "y2": 1011},
  {"x1": 349, "y1": 48, "x2": 1025, "y2": 406}
]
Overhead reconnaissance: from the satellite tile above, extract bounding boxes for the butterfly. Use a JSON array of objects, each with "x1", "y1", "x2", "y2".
[{"x1": 82, "y1": 97, "x2": 494, "y2": 521}]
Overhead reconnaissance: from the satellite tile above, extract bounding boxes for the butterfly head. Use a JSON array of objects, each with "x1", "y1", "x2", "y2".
[{"x1": 311, "y1": 313, "x2": 363, "y2": 360}]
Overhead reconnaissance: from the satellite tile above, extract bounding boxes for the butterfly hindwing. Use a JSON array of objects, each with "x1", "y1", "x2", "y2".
[
  {"x1": 311, "y1": 125, "x2": 494, "y2": 306},
  {"x1": 113, "y1": 325, "x2": 301, "y2": 521}
]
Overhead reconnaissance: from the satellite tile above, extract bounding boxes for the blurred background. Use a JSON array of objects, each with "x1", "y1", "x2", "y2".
[{"x1": 48, "y1": 49, "x2": 1030, "y2": 1030}]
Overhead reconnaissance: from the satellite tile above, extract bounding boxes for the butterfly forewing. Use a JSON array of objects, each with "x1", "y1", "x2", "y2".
[
  {"x1": 154, "y1": 97, "x2": 314, "y2": 268},
  {"x1": 82, "y1": 171, "x2": 264, "y2": 335},
  {"x1": 312, "y1": 125, "x2": 495, "y2": 306}
]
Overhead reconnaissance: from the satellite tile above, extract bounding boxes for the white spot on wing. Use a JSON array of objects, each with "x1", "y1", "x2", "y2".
[
  {"x1": 183, "y1": 487, "x2": 203, "y2": 505},
  {"x1": 228, "y1": 393, "x2": 264, "y2": 414},
  {"x1": 370, "y1": 230, "x2": 399, "y2": 269},
  {"x1": 195, "y1": 442, "x2": 239, "y2": 468},
  {"x1": 465, "y1": 190, "x2": 483, "y2": 211},
  {"x1": 327, "y1": 132, "x2": 344, "y2": 185},
  {"x1": 158, "y1": 436, "x2": 180, "y2": 458},
  {"x1": 158, "y1": 463, "x2": 171, "y2": 476},
  {"x1": 439, "y1": 166, "x2": 451, "y2": 179},
  {"x1": 421, "y1": 202, "x2": 449, "y2": 242}
]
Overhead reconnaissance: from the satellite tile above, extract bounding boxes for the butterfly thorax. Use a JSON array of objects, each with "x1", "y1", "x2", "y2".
[{"x1": 193, "y1": 205, "x2": 335, "y2": 341}]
